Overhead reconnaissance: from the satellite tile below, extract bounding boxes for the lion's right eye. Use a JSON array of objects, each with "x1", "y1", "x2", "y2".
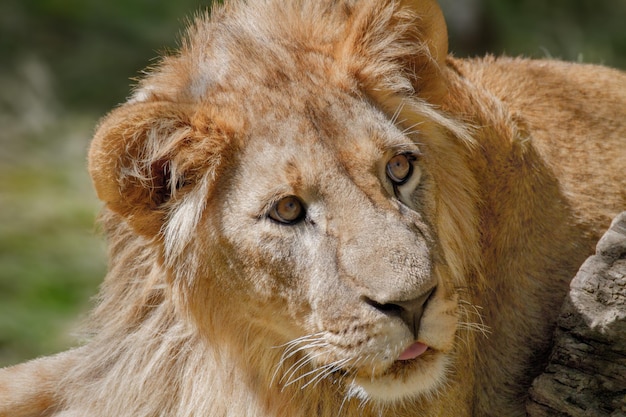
[
  {"x1": 386, "y1": 153, "x2": 416, "y2": 186},
  {"x1": 268, "y1": 196, "x2": 305, "y2": 224}
]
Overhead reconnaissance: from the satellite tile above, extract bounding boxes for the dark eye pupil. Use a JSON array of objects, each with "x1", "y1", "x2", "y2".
[
  {"x1": 269, "y1": 196, "x2": 304, "y2": 224},
  {"x1": 386, "y1": 154, "x2": 413, "y2": 185}
]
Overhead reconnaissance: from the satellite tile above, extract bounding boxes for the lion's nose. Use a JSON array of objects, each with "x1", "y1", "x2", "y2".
[{"x1": 363, "y1": 286, "x2": 436, "y2": 338}]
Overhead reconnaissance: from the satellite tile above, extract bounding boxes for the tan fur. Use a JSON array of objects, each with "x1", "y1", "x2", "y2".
[{"x1": 1, "y1": 1, "x2": 624, "y2": 416}]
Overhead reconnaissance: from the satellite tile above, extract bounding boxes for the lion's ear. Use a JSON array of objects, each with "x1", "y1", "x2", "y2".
[
  {"x1": 88, "y1": 101, "x2": 211, "y2": 238},
  {"x1": 337, "y1": 0, "x2": 449, "y2": 102},
  {"x1": 400, "y1": 0, "x2": 448, "y2": 65}
]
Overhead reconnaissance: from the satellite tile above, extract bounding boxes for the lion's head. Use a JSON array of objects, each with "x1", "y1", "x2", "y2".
[{"x1": 87, "y1": 0, "x2": 481, "y2": 406}]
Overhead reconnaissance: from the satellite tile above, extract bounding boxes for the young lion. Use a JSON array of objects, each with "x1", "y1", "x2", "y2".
[{"x1": 1, "y1": 0, "x2": 624, "y2": 416}]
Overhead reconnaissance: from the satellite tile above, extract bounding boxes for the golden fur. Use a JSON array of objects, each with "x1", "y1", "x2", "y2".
[{"x1": 1, "y1": 0, "x2": 624, "y2": 416}]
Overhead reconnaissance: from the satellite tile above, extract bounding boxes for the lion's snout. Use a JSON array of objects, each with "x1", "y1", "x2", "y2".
[{"x1": 361, "y1": 285, "x2": 436, "y2": 339}]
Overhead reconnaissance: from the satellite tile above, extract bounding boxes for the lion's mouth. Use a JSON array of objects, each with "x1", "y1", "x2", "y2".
[
  {"x1": 383, "y1": 342, "x2": 435, "y2": 377},
  {"x1": 343, "y1": 342, "x2": 445, "y2": 402},
  {"x1": 397, "y1": 341, "x2": 429, "y2": 361},
  {"x1": 348, "y1": 341, "x2": 433, "y2": 381}
]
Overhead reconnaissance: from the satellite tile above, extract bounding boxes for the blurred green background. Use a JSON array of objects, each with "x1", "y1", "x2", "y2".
[{"x1": 0, "y1": 0, "x2": 624, "y2": 368}]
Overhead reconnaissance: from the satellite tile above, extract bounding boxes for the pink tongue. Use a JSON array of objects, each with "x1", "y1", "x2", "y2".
[{"x1": 397, "y1": 342, "x2": 428, "y2": 361}]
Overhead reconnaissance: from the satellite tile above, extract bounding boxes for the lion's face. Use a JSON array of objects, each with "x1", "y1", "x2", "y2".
[
  {"x1": 195, "y1": 88, "x2": 459, "y2": 402},
  {"x1": 88, "y1": 0, "x2": 464, "y2": 405}
]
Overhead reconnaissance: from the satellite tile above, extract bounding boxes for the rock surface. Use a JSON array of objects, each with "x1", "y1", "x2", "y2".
[{"x1": 527, "y1": 212, "x2": 626, "y2": 417}]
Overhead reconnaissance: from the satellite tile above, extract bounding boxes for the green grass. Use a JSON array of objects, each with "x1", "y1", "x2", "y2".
[{"x1": 0, "y1": 116, "x2": 106, "y2": 367}]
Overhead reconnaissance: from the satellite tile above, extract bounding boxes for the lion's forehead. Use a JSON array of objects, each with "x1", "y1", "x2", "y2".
[{"x1": 233, "y1": 97, "x2": 411, "y2": 196}]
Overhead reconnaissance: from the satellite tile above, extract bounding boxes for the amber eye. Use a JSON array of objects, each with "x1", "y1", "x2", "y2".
[
  {"x1": 269, "y1": 196, "x2": 305, "y2": 224},
  {"x1": 386, "y1": 153, "x2": 415, "y2": 185}
]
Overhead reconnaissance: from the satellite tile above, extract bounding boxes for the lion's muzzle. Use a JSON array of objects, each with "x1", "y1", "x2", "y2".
[{"x1": 361, "y1": 285, "x2": 436, "y2": 339}]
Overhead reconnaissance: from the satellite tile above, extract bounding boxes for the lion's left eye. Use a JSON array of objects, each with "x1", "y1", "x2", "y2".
[
  {"x1": 386, "y1": 153, "x2": 415, "y2": 185},
  {"x1": 269, "y1": 196, "x2": 305, "y2": 224}
]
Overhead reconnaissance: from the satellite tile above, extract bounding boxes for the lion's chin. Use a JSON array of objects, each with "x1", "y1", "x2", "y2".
[{"x1": 346, "y1": 350, "x2": 450, "y2": 403}]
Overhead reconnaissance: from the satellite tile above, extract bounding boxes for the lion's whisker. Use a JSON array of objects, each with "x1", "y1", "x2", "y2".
[
  {"x1": 301, "y1": 358, "x2": 350, "y2": 389},
  {"x1": 278, "y1": 352, "x2": 314, "y2": 385},
  {"x1": 390, "y1": 99, "x2": 406, "y2": 126},
  {"x1": 281, "y1": 347, "x2": 331, "y2": 385},
  {"x1": 401, "y1": 120, "x2": 425, "y2": 136},
  {"x1": 456, "y1": 299, "x2": 490, "y2": 338},
  {"x1": 275, "y1": 339, "x2": 324, "y2": 363},
  {"x1": 458, "y1": 322, "x2": 491, "y2": 337},
  {"x1": 272, "y1": 332, "x2": 326, "y2": 350}
]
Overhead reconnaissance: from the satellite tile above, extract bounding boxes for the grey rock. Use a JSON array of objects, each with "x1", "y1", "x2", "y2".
[{"x1": 527, "y1": 212, "x2": 626, "y2": 417}]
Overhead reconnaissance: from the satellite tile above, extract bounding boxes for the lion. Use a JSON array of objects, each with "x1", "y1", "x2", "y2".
[{"x1": 1, "y1": 0, "x2": 625, "y2": 416}]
